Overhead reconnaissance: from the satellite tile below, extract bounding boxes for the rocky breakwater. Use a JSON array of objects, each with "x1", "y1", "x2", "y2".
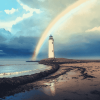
[{"x1": 0, "y1": 58, "x2": 60, "y2": 98}]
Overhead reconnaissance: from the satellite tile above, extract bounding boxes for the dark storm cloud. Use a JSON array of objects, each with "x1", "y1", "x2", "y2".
[
  {"x1": 0, "y1": 36, "x2": 6, "y2": 42},
  {"x1": 54, "y1": 32, "x2": 100, "y2": 58},
  {"x1": 1, "y1": 28, "x2": 100, "y2": 59},
  {"x1": 55, "y1": 42, "x2": 100, "y2": 58},
  {"x1": 37, "y1": 51, "x2": 48, "y2": 60},
  {"x1": 0, "y1": 29, "x2": 39, "y2": 58},
  {"x1": 0, "y1": 28, "x2": 11, "y2": 39},
  {"x1": 8, "y1": 36, "x2": 38, "y2": 49}
]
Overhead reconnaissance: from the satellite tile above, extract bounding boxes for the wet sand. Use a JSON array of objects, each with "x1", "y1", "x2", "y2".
[
  {"x1": 1, "y1": 58, "x2": 100, "y2": 100},
  {"x1": 29, "y1": 62, "x2": 100, "y2": 100}
]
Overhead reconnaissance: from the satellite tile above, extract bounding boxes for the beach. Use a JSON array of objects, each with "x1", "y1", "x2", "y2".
[{"x1": 1, "y1": 58, "x2": 100, "y2": 100}]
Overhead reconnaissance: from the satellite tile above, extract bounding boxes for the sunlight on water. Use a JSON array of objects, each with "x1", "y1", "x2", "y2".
[{"x1": 0, "y1": 60, "x2": 50, "y2": 78}]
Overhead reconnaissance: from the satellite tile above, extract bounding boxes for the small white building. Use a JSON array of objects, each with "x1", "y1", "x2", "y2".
[{"x1": 48, "y1": 35, "x2": 55, "y2": 58}]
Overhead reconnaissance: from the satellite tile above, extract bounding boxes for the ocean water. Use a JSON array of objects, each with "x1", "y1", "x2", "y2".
[{"x1": 0, "y1": 60, "x2": 50, "y2": 78}]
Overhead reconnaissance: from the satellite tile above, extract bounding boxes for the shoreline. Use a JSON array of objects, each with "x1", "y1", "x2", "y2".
[
  {"x1": 1, "y1": 58, "x2": 100, "y2": 99},
  {"x1": 0, "y1": 62, "x2": 59, "y2": 98}
]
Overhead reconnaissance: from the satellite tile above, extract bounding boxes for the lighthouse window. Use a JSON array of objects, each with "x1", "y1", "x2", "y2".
[
  {"x1": 52, "y1": 50, "x2": 53, "y2": 52},
  {"x1": 52, "y1": 42, "x2": 53, "y2": 44}
]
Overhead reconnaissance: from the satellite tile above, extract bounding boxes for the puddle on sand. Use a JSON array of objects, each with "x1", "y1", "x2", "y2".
[
  {"x1": 40, "y1": 70, "x2": 79, "y2": 96},
  {"x1": 2, "y1": 70, "x2": 78, "y2": 100},
  {"x1": 1, "y1": 81, "x2": 56, "y2": 100},
  {"x1": 41, "y1": 80, "x2": 56, "y2": 96},
  {"x1": 1, "y1": 89, "x2": 45, "y2": 100}
]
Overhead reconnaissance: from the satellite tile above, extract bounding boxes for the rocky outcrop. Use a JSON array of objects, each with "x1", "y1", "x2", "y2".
[{"x1": 39, "y1": 58, "x2": 100, "y2": 64}]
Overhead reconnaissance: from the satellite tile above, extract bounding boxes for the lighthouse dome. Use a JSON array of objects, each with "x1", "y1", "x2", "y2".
[{"x1": 49, "y1": 35, "x2": 53, "y2": 40}]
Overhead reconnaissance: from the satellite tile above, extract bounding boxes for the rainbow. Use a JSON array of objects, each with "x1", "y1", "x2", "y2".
[{"x1": 32, "y1": 0, "x2": 93, "y2": 60}]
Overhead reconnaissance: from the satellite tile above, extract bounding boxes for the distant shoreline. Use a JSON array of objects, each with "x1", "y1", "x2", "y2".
[{"x1": 26, "y1": 61, "x2": 40, "y2": 62}]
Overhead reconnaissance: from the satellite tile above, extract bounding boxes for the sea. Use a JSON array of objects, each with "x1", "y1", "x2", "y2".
[{"x1": 0, "y1": 59, "x2": 50, "y2": 78}]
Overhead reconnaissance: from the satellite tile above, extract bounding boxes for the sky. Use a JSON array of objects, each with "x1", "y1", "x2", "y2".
[{"x1": 0, "y1": 0, "x2": 100, "y2": 60}]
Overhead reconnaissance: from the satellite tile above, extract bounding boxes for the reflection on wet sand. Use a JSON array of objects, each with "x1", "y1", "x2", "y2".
[
  {"x1": 42, "y1": 80, "x2": 56, "y2": 96},
  {"x1": 38, "y1": 62, "x2": 100, "y2": 100},
  {"x1": 41, "y1": 70, "x2": 78, "y2": 96},
  {"x1": 2, "y1": 62, "x2": 100, "y2": 100},
  {"x1": 50, "y1": 80, "x2": 55, "y2": 96}
]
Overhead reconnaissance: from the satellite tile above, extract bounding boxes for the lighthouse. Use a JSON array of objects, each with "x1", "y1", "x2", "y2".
[{"x1": 48, "y1": 35, "x2": 55, "y2": 58}]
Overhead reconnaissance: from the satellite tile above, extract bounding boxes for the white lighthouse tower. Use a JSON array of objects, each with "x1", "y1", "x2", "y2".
[{"x1": 48, "y1": 35, "x2": 55, "y2": 58}]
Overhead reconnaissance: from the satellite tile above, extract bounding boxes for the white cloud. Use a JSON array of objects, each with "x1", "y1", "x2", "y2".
[
  {"x1": 17, "y1": 0, "x2": 41, "y2": 14},
  {"x1": 86, "y1": 26, "x2": 100, "y2": 32},
  {"x1": 0, "y1": 50, "x2": 3, "y2": 52},
  {"x1": 0, "y1": 12, "x2": 34, "y2": 31},
  {"x1": 0, "y1": 0, "x2": 41, "y2": 32},
  {"x1": 4, "y1": 8, "x2": 18, "y2": 14}
]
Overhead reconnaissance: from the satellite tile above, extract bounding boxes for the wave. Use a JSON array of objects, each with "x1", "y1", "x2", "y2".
[
  {"x1": 0, "y1": 66, "x2": 49, "y2": 76},
  {"x1": 0, "y1": 63, "x2": 38, "y2": 66},
  {"x1": 0, "y1": 64, "x2": 59, "y2": 98}
]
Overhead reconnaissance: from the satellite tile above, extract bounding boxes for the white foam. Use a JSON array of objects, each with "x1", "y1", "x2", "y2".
[{"x1": 0, "y1": 66, "x2": 49, "y2": 76}]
